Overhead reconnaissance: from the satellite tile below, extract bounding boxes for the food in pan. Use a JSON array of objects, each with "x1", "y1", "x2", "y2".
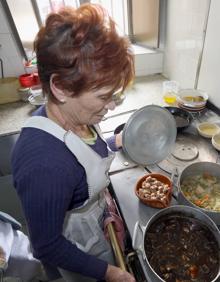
[
  {"x1": 135, "y1": 174, "x2": 172, "y2": 208},
  {"x1": 145, "y1": 213, "x2": 219, "y2": 282},
  {"x1": 181, "y1": 172, "x2": 220, "y2": 211},
  {"x1": 182, "y1": 95, "x2": 205, "y2": 103},
  {"x1": 138, "y1": 176, "x2": 170, "y2": 202}
]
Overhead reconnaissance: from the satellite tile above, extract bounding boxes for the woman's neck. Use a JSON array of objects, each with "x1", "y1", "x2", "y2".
[{"x1": 46, "y1": 102, "x2": 93, "y2": 138}]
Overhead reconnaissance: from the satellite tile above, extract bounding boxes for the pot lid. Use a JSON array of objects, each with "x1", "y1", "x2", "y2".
[{"x1": 122, "y1": 105, "x2": 177, "y2": 165}]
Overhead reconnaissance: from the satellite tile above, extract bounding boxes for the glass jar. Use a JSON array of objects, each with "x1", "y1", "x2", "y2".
[{"x1": 163, "y1": 81, "x2": 179, "y2": 105}]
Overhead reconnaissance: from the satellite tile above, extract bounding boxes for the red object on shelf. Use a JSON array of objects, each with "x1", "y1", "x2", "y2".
[
  {"x1": 33, "y1": 72, "x2": 40, "y2": 85},
  {"x1": 19, "y1": 74, "x2": 35, "y2": 87}
]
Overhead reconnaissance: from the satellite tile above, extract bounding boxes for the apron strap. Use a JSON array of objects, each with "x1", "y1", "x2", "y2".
[{"x1": 23, "y1": 116, "x2": 66, "y2": 142}]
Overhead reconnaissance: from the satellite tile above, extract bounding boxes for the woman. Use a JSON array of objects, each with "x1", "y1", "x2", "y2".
[{"x1": 12, "y1": 3, "x2": 135, "y2": 282}]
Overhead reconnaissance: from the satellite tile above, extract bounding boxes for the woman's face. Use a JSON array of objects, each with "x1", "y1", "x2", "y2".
[{"x1": 62, "y1": 87, "x2": 118, "y2": 125}]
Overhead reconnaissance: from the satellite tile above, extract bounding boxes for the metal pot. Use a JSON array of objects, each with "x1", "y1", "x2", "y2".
[
  {"x1": 133, "y1": 205, "x2": 220, "y2": 282},
  {"x1": 178, "y1": 161, "x2": 220, "y2": 225}
]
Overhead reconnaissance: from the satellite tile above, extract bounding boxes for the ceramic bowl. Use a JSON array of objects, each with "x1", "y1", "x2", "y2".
[
  {"x1": 197, "y1": 122, "x2": 220, "y2": 138},
  {"x1": 135, "y1": 173, "x2": 172, "y2": 209},
  {"x1": 212, "y1": 132, "x2": 220, "y2": 151},
  {"x1": 177, "y1": 89, "x2": 208, "y2": 108}
]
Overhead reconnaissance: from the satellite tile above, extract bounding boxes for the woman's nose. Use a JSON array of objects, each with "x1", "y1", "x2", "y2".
[{"x1": 105, "y1": 100, "x2": 116, "y2": 111}]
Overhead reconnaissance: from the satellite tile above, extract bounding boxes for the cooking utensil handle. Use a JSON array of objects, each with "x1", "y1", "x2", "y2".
[
  {"x1": 106, "y1": 222, "x2": 127, "y2": 271},
  {"x1": 132, "y1": 221, "x2": 144, "y2": 252},
  {"x1": 171, "y1": 167, "x2": 179, "y2": 200}
]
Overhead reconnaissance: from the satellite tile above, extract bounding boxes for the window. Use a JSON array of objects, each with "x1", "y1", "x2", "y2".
[
  {"x1": 2, "y1": 0, "x2": 162, "y2": 60},
  {"x1": 35, "y1": 0, "x2": 80, "y2": 25}
]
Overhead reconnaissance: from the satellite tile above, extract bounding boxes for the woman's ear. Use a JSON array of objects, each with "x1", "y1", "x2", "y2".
[{"x1": 49, "y1": 74, "x2": 66, "y2": 103}]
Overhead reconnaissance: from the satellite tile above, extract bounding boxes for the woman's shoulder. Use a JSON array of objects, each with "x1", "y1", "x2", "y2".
[{"x1": 12, "y1": 127, "x2": 82, "y2": 176}]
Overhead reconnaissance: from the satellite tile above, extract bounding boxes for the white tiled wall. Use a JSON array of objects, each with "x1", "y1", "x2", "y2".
[
  {"x1": 197, "y1": 0, "x2": 220, "y2": 108},
  {"x1": 0, "y1": 2, "x2": 25, "y2": 77},
  {"x1": 162, "y1": 0, "x2": 210, "y2": 88}
]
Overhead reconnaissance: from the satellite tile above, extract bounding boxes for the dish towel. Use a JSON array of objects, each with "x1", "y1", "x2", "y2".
[
  {"x1": 103, "y1": 190, "x2": 125, "y2": 251},
  {"x1": 0, "y1": 213, "x2": 45, "y2": 281}
]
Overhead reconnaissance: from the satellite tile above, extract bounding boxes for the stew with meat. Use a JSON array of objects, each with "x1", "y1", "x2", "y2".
[{"x1": 145, "y1": 213, "x2": 219, "y2": 282}]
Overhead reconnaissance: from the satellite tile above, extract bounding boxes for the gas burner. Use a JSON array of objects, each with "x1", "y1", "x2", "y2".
[
  {"x1": 171, "y1": 140, "x2": 198, "y2": 161},
  {"x1": 146, "y1": 133, "x2": 218, "y2": 175}
]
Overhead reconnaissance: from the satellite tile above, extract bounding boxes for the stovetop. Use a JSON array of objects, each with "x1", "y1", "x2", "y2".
[
  {"x1": 146, "y1": 110, "x2": 220, "y2": 174},
  {"x1": 109, "y1": 108, "x2": 220, "y2": 282}
]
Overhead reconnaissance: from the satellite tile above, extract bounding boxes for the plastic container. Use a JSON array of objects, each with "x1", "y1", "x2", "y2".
[
  {"x1": 19, "y1": 74, "x2": 35, "y2": 88},
  {"x1": 163, "y1": 80, "x2": 179, "y2": 105}
]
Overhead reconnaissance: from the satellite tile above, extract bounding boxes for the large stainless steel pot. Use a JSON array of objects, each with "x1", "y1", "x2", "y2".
[
  {"x1": 178, "y1": 161, "x2": 220, "y2": 225},
  {"x1": 132, "y1": 205, "x2": 220, "y2": 282}
]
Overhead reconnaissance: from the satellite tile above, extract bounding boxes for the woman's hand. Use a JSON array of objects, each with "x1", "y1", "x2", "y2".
[
  {"x1": 115, "y1": 133, "x2": 122, "y2": 149},
  {"x1": 105, "y1": 265, "x2": 136, "y2": 282}
]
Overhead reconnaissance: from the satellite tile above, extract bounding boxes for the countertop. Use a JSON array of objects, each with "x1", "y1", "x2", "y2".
[
  {"x1": 0, "y1": 74, "x2": 167, "y2": 137},
  {"x1": 0, "y1": 101, "x2": 34, "y2": 136}
]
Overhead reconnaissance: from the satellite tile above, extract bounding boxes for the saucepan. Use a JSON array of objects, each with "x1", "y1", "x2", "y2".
[
  {"x1": 177, "y1": 161, "x2": 220, "y2": 225},
  {"x1": 132, "y1": 205, "x2": 220, "y2": 282},
  {"x1": 114, "y1": 105, "x2": 177, "y2": 166}
]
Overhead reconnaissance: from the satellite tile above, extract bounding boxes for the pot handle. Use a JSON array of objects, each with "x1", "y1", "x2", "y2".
[
  {"x1": 132, "y1": 221, "x2": 145, "y2": 253},
  {"x1": 171, "y1": 167, "x2": 179, "y2": 200}
]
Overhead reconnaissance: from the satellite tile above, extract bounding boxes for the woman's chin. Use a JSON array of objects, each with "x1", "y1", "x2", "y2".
[{"x1": 87, "y1": 116, "x2": 103, "y2": 124}]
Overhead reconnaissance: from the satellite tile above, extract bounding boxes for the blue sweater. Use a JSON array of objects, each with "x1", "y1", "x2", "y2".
[{"x1": 11, "y1": 106, "x2": 117, "y2": 280}]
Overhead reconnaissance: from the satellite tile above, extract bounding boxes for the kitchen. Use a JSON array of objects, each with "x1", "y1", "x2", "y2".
[{"x1": 1, "y1": 0, "x2": 220, "y2": 281}]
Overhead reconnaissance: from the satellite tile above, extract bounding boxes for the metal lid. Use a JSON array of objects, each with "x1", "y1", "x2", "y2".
[{"x1": 122, "y1": 105, "x2": 177, "y2": 165}]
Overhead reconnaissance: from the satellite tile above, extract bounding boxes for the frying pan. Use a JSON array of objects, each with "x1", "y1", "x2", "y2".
[
  {"x1": 114, "y1": 123, "x2": 125, "y2": 135},
  {"x1": 165, "y1": 106, "x2": 193, "y2": 132}
]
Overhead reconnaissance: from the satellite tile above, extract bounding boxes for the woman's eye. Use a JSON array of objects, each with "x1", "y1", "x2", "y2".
[{"x1": 100, "y1": 96, "x2": 109, "y2": 101}]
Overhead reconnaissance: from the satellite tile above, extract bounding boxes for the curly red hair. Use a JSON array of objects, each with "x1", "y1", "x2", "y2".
[{"x1": 34, "y1": 3, "x2": 134, "y2": 100}]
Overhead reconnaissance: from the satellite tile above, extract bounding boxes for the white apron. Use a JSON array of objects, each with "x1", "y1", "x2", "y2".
[{"x1": 23, "y1": 116, "x2": 115, "y2": 282}]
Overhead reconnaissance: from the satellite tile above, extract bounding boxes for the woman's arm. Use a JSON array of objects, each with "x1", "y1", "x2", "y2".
[{"x1": 106, "y1": 133, "x2": 122, "y2": 151}]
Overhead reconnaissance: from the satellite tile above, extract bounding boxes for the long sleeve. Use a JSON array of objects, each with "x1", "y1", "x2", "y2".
[
  {"x1": 106, "y1": 135, "x2": 119, "y2": 151},
  {"x1": 11, "y1": 128, "x2": 108, "y2": 280}
]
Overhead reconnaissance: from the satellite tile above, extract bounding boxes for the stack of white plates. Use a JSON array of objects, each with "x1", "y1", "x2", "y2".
[{"x1": 177, "y1": 89, "x2": 208, "y2": 112}]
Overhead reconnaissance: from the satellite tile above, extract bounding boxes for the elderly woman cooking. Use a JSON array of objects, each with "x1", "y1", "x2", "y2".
[{"x1": 12, "y1": 3, "x2": 135, "y2": 282}]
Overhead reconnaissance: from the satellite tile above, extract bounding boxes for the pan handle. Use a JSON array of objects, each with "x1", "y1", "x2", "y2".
[
  {"x1": 132, "y1": 221, "x2": 145, "y2": 253},
  {"x1": 171, "y1": 167, "x2": 179, "y2": 200}
]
